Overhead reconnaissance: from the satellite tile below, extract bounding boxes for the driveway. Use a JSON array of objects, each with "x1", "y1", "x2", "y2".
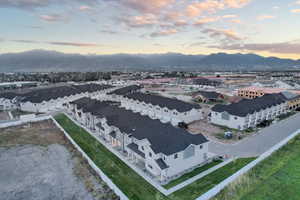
[{"x1": 208, "y1": 112, "x2": 300, "y2": 157}]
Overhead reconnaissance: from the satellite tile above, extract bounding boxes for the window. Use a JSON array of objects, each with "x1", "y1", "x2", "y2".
[
  {"x1": 183, "y1": 145, "x2": 195, "y2": 159},
  {"x1": 149, "y1": 152, "x2": 152, "y2": 157},
  {"x1": 200, "y1": 145, "x2": 203, "y2": 149},
  {"x1": 221, "y1": 112, "x2": 230, "y2": 120},
  {"x1": 234, "y1": 117, "x2": 238, "y2": 120},
  {"x1": 163, "y1": 156, "x2": 166, "y2": 160},
  {"x1": 148, "y1": 164, "x2": 153, "y2": 169},
  {"x1": 174, "y1": 154, "x2": 178, "y2": 159},
  {"x1": 141, "y1": 146, "x2": 144, "y2": 151}
]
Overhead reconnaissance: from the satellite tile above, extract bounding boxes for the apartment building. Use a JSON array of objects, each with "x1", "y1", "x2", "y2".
[{"x1": 120, "y1": 92, "x2": 203, "y2": 126}]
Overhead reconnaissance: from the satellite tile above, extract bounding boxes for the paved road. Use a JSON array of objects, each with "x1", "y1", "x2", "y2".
[{"x1": 209, "y1": 113, "x2": 300, "y2": 157}]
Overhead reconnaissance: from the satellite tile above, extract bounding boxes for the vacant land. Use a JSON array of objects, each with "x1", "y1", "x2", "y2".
[
  {"x1": 189, "y1": 120, "x2": 251, "y2": 144},
  {"x1": 54, "y1": 114, "x2": 168, "y2": 200},
  {"x1": 212, "y1": 134, "x2": 300, "y2": 200},
  {"x1": 55, "y1": 114, "x2": 255, "y2": 200},
  {"x1": 0, "y1": 120, "x2": 117, "y2": 200}
]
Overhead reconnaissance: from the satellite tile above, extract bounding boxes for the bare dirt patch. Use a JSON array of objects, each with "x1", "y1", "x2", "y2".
[
  {"x1": 188, "y1": 120, "x2": 250, "y2": 144},
  {"x1": 0, "y1": 120, "x2": 118, "y2": 200}
]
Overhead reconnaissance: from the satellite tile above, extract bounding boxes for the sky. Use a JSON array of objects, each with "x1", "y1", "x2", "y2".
[{"x1": 0, "y1": 0, "x2": 300, "y2": 59}]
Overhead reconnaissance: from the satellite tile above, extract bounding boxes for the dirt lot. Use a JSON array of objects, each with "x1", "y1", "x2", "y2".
[
  {"x1": 0, "y1": 120, "x2": 118, "y2": 200},
  {"x1": 188, "y1": 120, "x2": 251, "y2": 144}
]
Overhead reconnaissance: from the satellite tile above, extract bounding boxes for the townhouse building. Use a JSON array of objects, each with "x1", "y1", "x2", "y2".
[
  {"x1": 280, "y1": 91, "x2": 300, "y2": 110},
  {"x1": 105, "y1": 85, "x2": 142, "y2": 101},
  {"x1": 192, "y1": 91, "x2": 224, "y2": 103},
  {"x1": 211, "y1": 93, "x2": 288, "y2": 130},
  {"x1": 20, "y1": 84, "x2": 113, "y2": 113},
  {"x1": 0, "y1": 92, "x2": 21, "y2": 110},
  {"x1": 67, "y1": 98, "x2": 209, "y2": 182},
  {"x1": 0, "y1": 84, "x2": 113, "y2": 113},
  {"x1": 120, "y1": 92, "x2": 203, "y2": 126}
]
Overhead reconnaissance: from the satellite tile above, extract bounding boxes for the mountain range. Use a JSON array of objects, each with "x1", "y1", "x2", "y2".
[{"x1": 0, "y1": 50, "x2": 299, "y2": 72}]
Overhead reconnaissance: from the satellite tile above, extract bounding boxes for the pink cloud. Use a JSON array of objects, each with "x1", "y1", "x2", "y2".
[
  {"x1": 222, "y1": 14, "x2": 238, "y2": 18},
  {"x1": 150, "y1": 28, "x2": 178, "y2": 37},
  {"x1": 174, "y1": 19, "x2": 188, "y2": 27},
  {"x1": 291, "y1": 9, "x2": 300, "y2": 13},
  {"x1": 194, "y1": 17, "x2": 220, "y2": 25},
  {"x1": 123, "y1": 0, "x2": 175, "y2": 13},
  {"x1": 47, "y1": 42, "x2": 101, "y2": 47},
  {"x1": 39, "y1": 14, "x2": 66, "y2": 22},
  {"x1": 203, "y1": 28, "x2": 243, "y2": 40},
  {"x1": 210, "y1": 41, "x2": 300, "y2": 54},
  {"x1": 257, "y1": 15, "x2": 276, "y2": 20},
  {"x1": 125, "y1": 14, "x2": 158, "y2": 27},
  {"x1": 79, "y1": 5, "x2": 92, "y2": 11},
  {"x1": 186, "y1": 0, "x2": 251, "y2": 17},
  {"x1": 230, "y1": 19, "x2": 242, "y2": 24}
]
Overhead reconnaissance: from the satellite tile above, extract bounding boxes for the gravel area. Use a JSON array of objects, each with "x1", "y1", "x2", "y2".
[
  {"x1": 0, "y1": 120, "x2": 118, "y2": 200},
  {"x1": 0, "y1": 144, "x2": 94, "y2": 200}
]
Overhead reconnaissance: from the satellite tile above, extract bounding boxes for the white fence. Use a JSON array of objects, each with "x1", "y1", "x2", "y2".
[
  {"x1": 196, "y1": 129, "x2": 300, "y2": 200},
  {"x1": 0, "y1": 115, "x2": 51, "y2": 128},
  {"x1": 51, "y1": 117, "x2": 129, "y2": 200}
]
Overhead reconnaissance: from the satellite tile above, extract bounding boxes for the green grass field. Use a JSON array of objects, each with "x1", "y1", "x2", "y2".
[
  {"x1": 54, "y1": 114, "x2": 255, "y2": 200},
  {"x1": 163, "y1": 160, "x2": 223, "y2": 189},
  {"x1": 168, "y1": 158, "x2": 255, "y2": 200},
  {"x1": 213, "y1": 134, "x2": 300, "y2": 200}
]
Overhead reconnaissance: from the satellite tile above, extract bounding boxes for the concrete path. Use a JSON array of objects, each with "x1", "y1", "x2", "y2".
[{"x1": 209, "y1": 113, "x2": 300, "y2": 157}]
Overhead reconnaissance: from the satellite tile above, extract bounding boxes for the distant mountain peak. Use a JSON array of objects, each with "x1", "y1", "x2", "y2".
[{"x1": 0, "y1": 50, "x2": 299, "y2": 72}]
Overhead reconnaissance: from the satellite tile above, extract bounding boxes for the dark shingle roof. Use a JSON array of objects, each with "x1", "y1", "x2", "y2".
[
  {"x1": 156, "y1": 158, "x2": 169, "y2": 170},
  {"x1": 0, "y1": 92, "x2": 22, "y2": 100},
  {"x1": 127, "y1": 143, "x2": 145, "y2": 158},
  {"x1": 109, "y1": 131, "x2": 117, "y2": 139},
  {"x1": 195, "y1": 91, "x2": 221, "y2": 99},
  {"x1": 193, "y1": 78, "x2": 221, "y2": 86},
  {"x1": 20, "y1": 84, "x2": 113, "y2": 103},
  {"x1": 125, "y1": 92, "x2": 201, "y2": 112},
  {"x1": 212, "y1": 93, "x2": 286, "y2": 117},
  {"x1": 280, "y1": 91, "x2": 300, "y2": 100},
  {"x1": 108, "y1": 85, "x2": 141, "y2": 95},
  {"x1": 76, "y1": 98, "x2": 208, "y2": 155}
]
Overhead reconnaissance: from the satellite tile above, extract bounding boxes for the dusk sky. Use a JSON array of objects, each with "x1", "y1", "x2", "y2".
[{"x1": 1, "y1": 0, "x2": 300, "y2": 59}]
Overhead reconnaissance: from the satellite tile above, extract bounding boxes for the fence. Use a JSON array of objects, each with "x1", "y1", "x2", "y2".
[
  {"x1": 51, "y1": 117, "x2": 129, "y2": 200},
  {"x1": 0, "y1": 115, "x2": 51, "y2": 128}
]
